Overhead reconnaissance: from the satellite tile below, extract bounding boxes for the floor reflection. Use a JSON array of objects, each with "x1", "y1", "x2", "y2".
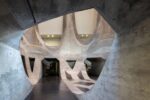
[{"x1": 25, "y1": 77, "x2": 77, "y2": 100}]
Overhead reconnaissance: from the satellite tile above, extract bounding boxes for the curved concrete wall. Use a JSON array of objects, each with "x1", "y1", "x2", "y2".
[
  {"x1": 0, "y1": 1, "x2": 33, "y2": 99},
  {"x1": 0, "y1": 42, "x2": 32, "y2": 100},
  {"x1": 0, "y1": 0, "x2": 149, "y2": 100},
  {"x1": 80, "y1": 18, "x2": 150, "y2": 100}
]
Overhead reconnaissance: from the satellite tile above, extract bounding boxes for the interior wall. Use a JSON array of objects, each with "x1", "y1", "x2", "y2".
[
  {"x1": 80, "y1": 18, "x2": 150, "y2": 100},
  {"x1": 0, "y1": 1, "x2": 33, "y2": 99},
  {"x1": 75, "y1": 9, "x2": 98, "y2": 34},
  {"x1": 0, "y1": 0, "x2": 149, "y2": 100},
  {"x1": 38, "y1": 16, "x2": 63, "y2": 35},
  {"x1": 0, "y1": 43, "x2": 32, "y2": 100}
]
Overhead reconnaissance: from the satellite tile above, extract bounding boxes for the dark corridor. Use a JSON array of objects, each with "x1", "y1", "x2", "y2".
[
  {"x1": 42, "y1": 58, "x2": 60, "y2": 77},
  {"x1": 25, "y1": 58, "x2": 77, "y2": 100}
]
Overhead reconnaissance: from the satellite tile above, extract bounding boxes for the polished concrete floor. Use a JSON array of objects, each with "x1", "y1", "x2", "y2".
[{"x1": 25, "y1": 77, "x2": 77, "y2": 100}]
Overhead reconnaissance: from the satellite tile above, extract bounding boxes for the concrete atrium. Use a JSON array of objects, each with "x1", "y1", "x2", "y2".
[{"x1": 0, "y1": 0, "x2": 149, "y2": 100}]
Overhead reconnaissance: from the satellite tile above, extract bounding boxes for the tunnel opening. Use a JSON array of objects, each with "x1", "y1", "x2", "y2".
[
  {"x1": 0, "y1": 0, "x2": 149, "y2": 99},
  {"x1": 18, "y1": 7, "x2": 115, "y2": 99},
  {"x1": 42, "y1": 58, "x2": 60, "y2": 78}
]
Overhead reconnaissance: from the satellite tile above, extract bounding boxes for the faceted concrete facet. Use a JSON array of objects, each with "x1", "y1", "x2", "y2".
[{"x1": 0, "y1": 43, "x2": 32, "y2": 100}]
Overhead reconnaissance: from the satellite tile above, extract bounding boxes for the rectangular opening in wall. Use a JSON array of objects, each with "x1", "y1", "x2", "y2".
[{"x1": 42, "y1": 58, "x2": 60, "y2": 77}]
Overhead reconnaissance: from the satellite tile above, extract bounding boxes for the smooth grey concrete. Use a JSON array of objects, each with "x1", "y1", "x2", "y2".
[
  {"x1": 0, "y1": 43, "x2": 32, "y2": 100},
  {"x1": 80, "y1": 18, "x2": 150, "y2": 100},
  {"x1": 28, "y1": 0, "x2": 100, "y2": 24},
  {"x1": 0, "y1": 3, "x2": 32, "y2": 98},
  {"x1": 0, "y1": 0, "x2": 149, "y2": 100},
  {"x1": 3, "y1": 0, "x2": 34, "y2": 28},
  {"x1": 96, "y1": 0, "x2": 150, "y2": 34},
  {"x1": 2, "y1": 0, "x2": 149, "y2": 33},
  {"x1": 0, "y1": 31, "x2": 24, "y2": 49}
]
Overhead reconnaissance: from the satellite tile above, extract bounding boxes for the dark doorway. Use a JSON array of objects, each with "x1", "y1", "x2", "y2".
[
  {"x1": 21, "y1": 55, "x2": 28, "y2": 76},
  {"x1": 84, "y1": 57, "x2": 106, "y2": 80},
  {"x1": 42, "y1": 58, "x2": 60, "y2": 77}
]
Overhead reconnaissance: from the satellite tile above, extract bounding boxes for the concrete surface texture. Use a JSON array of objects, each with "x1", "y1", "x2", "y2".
[
  {"x1": 0, "y1": 0, "x2": 149, "y2": 100},
  {"x1": 0, "y1": 2, "x2": 33, "y2": 98},
  {"x1": 80, "y1": 18, "x2": 150, "y2": 100},
  {"x1": 0, "y1": 43, "x2": 32, "y2": 100}
]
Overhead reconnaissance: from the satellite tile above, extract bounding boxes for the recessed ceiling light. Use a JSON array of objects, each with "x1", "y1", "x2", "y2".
[
  {"x1": 47, "y1": 35, "x2": 50, "y2": 38},
  {"x1": 51, "y1": 35, "x2": 54, "y2": 38}
]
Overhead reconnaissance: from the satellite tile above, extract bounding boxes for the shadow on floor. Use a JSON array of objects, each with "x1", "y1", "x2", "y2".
[{"x1": 25, "y1": 77, "x2": 77, "y2": 100}]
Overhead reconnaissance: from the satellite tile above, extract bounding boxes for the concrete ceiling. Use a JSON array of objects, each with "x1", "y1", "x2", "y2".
[{"x1": 0, "y1": 0, "x2": 149, "y2": 39}]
